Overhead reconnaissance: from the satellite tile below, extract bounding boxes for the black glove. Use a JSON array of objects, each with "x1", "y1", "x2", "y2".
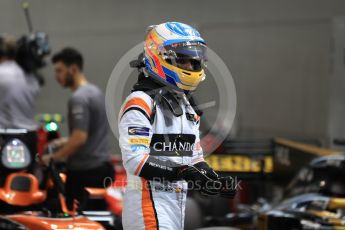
[
  {"x1": 194, "y1": 162, "x2": 237, "y2": 199},
  {"x1": 218, "y1": 176, "x2": 237, "y2": 198},
  {"x1": 178, "y1": 165, "x2": 222, "y2": 196},
  {"x1": 193, "y1": 161, "x2": 219, "y2": 180}
]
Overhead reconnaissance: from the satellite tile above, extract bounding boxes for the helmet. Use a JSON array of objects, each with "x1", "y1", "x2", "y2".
[{"x1": 143, "y1": 22, "x2": 207, "y2": 91}]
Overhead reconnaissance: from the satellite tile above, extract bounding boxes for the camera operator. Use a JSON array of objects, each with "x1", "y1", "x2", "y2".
[{"x1": 0, "y1": 34, "x2": 41, "y2": 171}]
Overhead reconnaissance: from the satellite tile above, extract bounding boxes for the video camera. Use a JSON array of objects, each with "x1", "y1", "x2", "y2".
[
  {"x1": 14, "y1": 1, "x2": 51, "y2": 85},
  {"x1": 16, "y1": 32, "x2": 50, "y2": 76}
]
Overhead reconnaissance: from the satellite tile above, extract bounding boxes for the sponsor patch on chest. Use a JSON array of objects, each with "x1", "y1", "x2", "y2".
[
  {"x1": 128, "y1": 127, "x2": 150, "y2": 136},
  {"x1": 149, "y1": 134, "x2": 196, "y2": 157},
  {"x1": 128, "y1": 137, "x2": 150, "y2": 145}
]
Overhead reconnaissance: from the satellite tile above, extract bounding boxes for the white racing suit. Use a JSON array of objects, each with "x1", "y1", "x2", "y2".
[{"x1": 119, "y1": 87, "x2": 205, "y2": 230}]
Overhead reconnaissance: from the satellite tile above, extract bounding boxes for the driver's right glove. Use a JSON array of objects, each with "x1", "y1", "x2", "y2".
[
  {"x1": 178, "y1": 165, "x2": 222, "y2": 196},
  {"x1": 193, "y1": 161, "x2": 237, "y2": 199}
]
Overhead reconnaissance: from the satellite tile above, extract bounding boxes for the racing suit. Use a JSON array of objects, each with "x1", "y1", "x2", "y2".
[{"x1": 119, "y1": 77, "x2": 205, "y2": 230}]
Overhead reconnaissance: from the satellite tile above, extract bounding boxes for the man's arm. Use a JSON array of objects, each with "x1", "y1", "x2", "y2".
[
  {"x1": 42, "y1": 95, "x2": 89, "y2": 165},
  {"x1": 50, "y1": 137, "x2": 68, "y2": 148},
  {"x1": 55, "y1": 95, "x2": 89, "y2": 160},
  {"x1": 52, "y1": 129, "x2": 87, "y2": 161}
]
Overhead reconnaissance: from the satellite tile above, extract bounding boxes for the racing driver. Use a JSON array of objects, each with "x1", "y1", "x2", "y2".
[{"x1": 118, "y1": 22, "x2": 236, "y2": 230}]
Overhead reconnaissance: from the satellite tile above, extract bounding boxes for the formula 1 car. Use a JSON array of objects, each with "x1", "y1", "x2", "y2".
[
  {"x1": 257, "y1": 155, "x2": 345, "y2": 230},
  {"x1": 204, "y1": 155, "x2": 345, "y2": 230},
  {"x1": 0, "y1": 129, "x2": 120, "y2": 230}
]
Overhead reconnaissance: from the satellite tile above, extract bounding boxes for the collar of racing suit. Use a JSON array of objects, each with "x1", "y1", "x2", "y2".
[{"x1": 132, "y1": 73, "x2": 203, "y2": 119}]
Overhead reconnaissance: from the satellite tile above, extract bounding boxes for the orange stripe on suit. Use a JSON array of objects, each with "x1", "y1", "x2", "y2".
[
  {"x1": 141, "y1": 179, "x2": 158, "y2": 230},
  {"x1": 122, "y1": 97, "x2": 152, "y2": 117},
  {"x1": 134, "y1": 154, "x2": 149, "y2": 176}
]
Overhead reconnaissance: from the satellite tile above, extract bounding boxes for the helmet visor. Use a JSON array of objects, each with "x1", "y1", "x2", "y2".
[{"x1": 163, "y1": 42, "x2": 207, "y2": 72}]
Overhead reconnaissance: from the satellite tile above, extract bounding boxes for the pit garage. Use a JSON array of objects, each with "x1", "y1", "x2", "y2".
[{"x1": 1, "y1": 1, "x2": 345, "y2": 230}]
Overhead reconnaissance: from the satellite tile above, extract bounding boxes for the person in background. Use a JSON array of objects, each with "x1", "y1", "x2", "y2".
[
  {"x1": 41, "y1": 47, "x2": 114, "y2": 210},
  {"x1": 0, "y1": 34, "x2": 41, "y2": 172}
]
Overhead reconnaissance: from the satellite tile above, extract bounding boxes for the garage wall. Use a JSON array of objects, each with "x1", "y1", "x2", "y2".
[
  {"x1": 328, "y1": 16, "x2": 345, "y2": 149},
  {"x1": 1, "y1": 0, "x2": 345, "y2": 151},
  {"x1": 207, "y1": 21, "x2": 331, "y2": 139}
]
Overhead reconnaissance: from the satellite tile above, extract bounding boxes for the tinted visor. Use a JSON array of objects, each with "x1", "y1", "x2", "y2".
[{"x1": 164, "y1": 42, "x2": 207, "y2": 72}]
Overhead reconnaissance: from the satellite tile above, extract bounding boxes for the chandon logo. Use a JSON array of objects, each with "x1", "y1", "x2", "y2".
[
  {"x1": 150, "y1": 134, "x2": 196, "y2": 157},
  {"x1": 152, "y1": 142, "x2": 195, "y2": 152}
]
